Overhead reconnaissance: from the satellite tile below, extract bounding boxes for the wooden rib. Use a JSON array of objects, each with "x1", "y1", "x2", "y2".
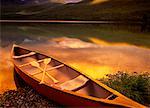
[
  {"x1": 13, "y1": 52, "x2": 36, "y2": 59},
  {"x1": 31, "y1": 64, "x2": 64, "y2": 75}
]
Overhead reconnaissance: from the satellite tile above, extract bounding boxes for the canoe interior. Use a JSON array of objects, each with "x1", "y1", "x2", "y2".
[{"x1": 13, "y1": 46, "x2": 117, "y2": 100}]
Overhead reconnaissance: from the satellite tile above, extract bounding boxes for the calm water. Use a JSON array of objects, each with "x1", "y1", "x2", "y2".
[
  {"x1": 0, "y1": 23, "x2": 150, "y2": 93},
  {"x1": 1, "y1": 22, "x2": 149, "y2": 47}
]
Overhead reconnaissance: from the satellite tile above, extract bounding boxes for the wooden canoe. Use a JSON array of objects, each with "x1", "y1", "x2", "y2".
[{"x1": 11, "y1": 44, "x2": 145, "y2": 108}]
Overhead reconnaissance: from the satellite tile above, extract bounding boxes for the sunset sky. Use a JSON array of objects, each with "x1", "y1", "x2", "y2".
[{"x1": 1, "y1": 0, "x2": 109, "y2": 4}]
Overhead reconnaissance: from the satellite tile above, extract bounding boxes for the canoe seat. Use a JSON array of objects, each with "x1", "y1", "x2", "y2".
[
  {"x1": 13, "y1": 52, "x2": 36, "y2": 59},
  {"x1": 60, "y1": 75, "x2": 89, "y2": 91}
]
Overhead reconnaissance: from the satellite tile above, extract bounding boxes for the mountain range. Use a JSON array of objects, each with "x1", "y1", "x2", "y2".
[{"x1": 1, "y1": 0, "x2": 150, "y2": 20}]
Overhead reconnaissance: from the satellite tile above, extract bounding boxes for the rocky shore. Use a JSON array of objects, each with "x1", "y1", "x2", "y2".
[
  {"x1": 0, "y1": 86, "x2": 61, "y2": 108},
  {"x1": 0, "y1": 71, "x2": 149, "y2": 107}
]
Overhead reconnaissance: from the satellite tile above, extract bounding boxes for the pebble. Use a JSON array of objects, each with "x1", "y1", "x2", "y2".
[{"x1": 0, "y1": 86, "x2": 61, "y2": 108}]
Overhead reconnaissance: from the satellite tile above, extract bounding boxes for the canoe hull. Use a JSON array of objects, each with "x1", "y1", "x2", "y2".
[
  {"x1": 12, "y1": 45, "x2": 146, "y2": 108},
  {"x1": 14, "y1": 65, "x2": 127, "y2": 108}
]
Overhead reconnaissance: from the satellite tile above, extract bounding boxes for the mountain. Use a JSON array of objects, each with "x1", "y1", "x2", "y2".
[{"x1": 1, "y1": 0, "x2": 150, "y2": 21}]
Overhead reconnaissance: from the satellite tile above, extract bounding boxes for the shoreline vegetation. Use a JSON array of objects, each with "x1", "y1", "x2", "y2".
[
  {"x1": 0, "y1": 71, "x2": 149, "y2": 107},
  {"x1": 100, "y1": 71, "x2": 150, "y2": 106}
]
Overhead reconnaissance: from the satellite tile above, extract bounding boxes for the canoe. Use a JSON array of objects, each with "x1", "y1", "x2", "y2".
[{"x1": 11, "y1": 44, "x2": 145, "y2": 108}]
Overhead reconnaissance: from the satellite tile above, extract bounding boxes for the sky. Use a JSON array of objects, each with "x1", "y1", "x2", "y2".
[
  {"x1": 1, "y1": 0, "x2": 110, "y2": 5},
  {"x1": 1, "y1": 0, "x2": 83, "y2": 5}
]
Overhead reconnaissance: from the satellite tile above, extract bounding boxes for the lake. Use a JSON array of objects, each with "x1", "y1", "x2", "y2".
[{"x1": 0, "y1": 22, "x2": 150, "y2": 93}]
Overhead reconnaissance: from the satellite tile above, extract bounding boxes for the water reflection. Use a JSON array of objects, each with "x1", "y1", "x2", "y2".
[
  {"x1": 1, "y1": 23, "x2": 150, "y2": 48},
  {"x1": 70, "y1": 63, "x2": 112, "y2": 79},
  {"x1": 89, "y1": 37, "x2": 132, "y2": 46},
  {"x1": 0, "y1": 23, "x2": 150, "y2": 94}
]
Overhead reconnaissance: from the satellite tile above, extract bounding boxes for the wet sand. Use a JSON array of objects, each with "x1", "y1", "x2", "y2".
[{"x1": 0, "y1": 37, "x2": 150, "y2": 94}]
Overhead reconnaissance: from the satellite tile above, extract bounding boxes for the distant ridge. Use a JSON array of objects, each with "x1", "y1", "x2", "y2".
[
  {"x1": 1, "y1": 0, "x2": 150, "y2": 21},
  {"x1": 1, "y1": 0, "x2": 50, "y2": 5}
]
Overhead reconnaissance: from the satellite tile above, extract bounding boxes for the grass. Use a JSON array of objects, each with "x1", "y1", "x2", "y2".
[{"x1": 100, "y1": 71, "x2": 150, "y2": 106}]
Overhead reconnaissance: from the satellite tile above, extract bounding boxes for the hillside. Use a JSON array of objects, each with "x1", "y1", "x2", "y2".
[{"x1": 1, "y1": 0, "x2": 150, "y2": 20}]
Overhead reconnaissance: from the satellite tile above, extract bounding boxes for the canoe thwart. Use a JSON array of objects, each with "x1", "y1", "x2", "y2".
[
  {"x1": 13, "y1": 52, "x2": 36, "y2": 59},
  {"x1": 18, "y1": 59, "x2": 44, "y2": 67},
  {"x1": 19, "y1": 58, "x2": 52, "y2": 68}
]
